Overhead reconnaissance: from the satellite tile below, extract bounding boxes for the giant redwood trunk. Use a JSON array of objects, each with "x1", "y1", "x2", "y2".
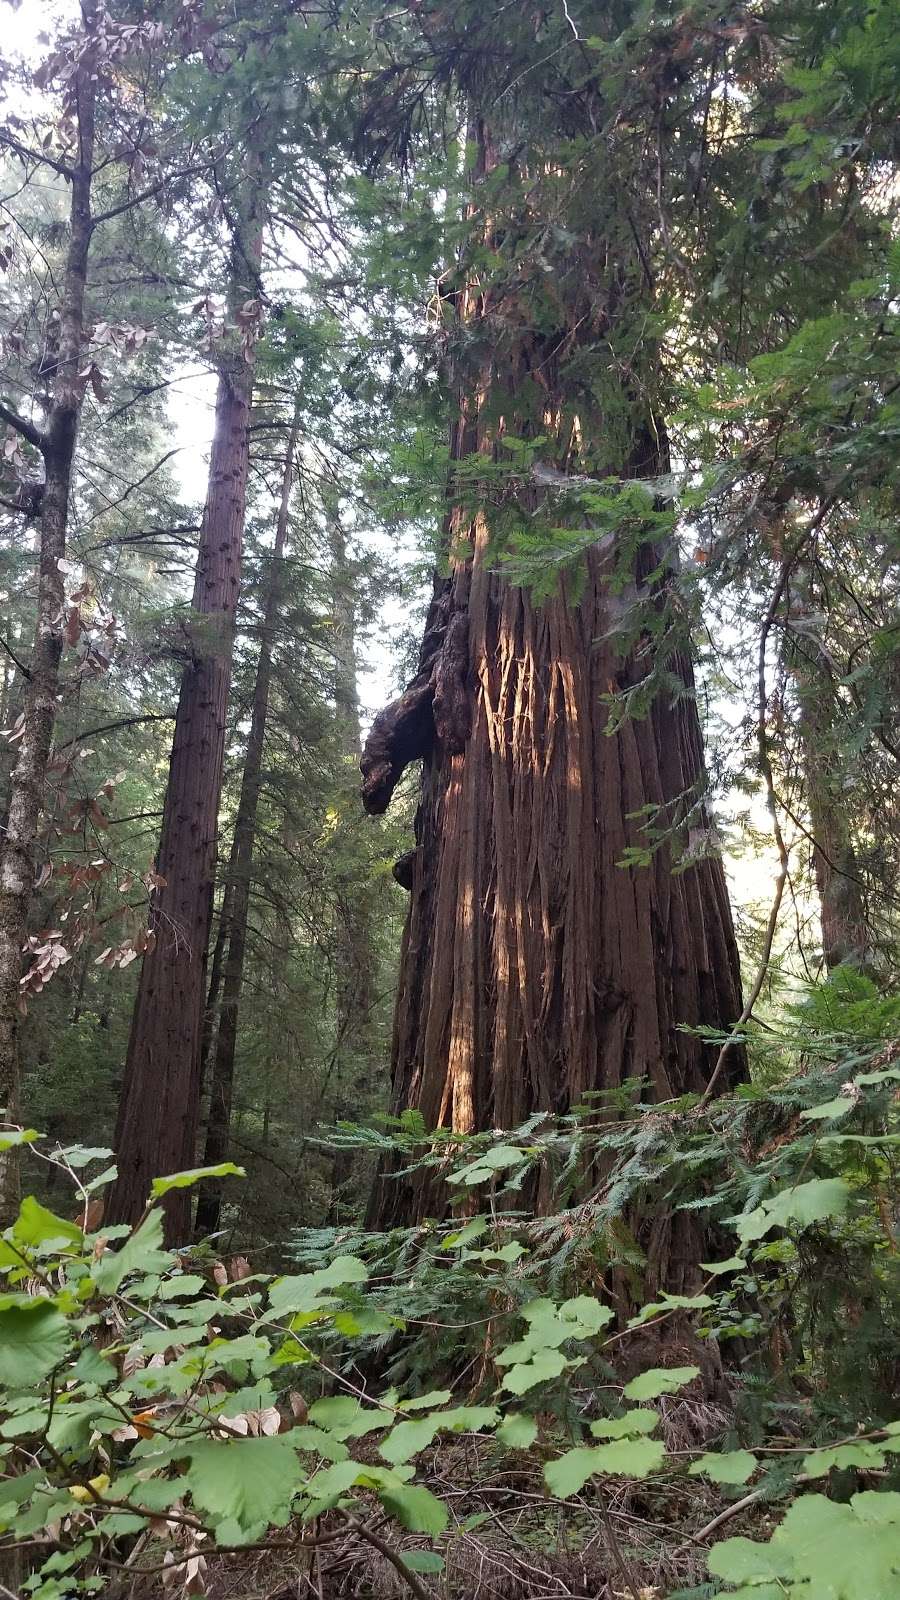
[
  {"x1": 194, "y1": 400, "x2": 301, "y2": 1237},
  {"x1": 109, "y1": 142, "x2": 268, "y2": 1242},
  {"x1": 363, "y1": 123, "x2": 742, "y2": 1237}
]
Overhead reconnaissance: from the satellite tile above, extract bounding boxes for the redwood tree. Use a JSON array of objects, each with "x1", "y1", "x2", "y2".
[
  {"x1": 360, "y1": 29, "x2": 744, "y2": 1231},
  {"x1": 194, "y1": 399, "x2": 300, "y2": 1236},
  {"x1": 109, "y1": 134, "x2": 269, "y2": 1239}
]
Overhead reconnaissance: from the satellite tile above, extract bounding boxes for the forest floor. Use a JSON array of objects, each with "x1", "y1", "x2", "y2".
[{"x1": 126, "y1": 1405, "x2": 770, "y2": 1599}]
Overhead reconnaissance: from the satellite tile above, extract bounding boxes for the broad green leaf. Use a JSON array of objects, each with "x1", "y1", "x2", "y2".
[
  {"x1": 12, "y1": 1196, "x2": 81, "y2": 1249},
  {"x1": 623, "y1": 1366, "x2": 699, "y2": 1400},
  {"x1": 441, "y1": 1218, "x2": 488, "y2": 1249},
  {"x1": 309, "y1": 1395, "x2": 385, "y2": 1437},
  {"x1": 708, "y1": 1537, "x2": 793, "y2": 1585},
  {"x1": 398, "y1": 1390, "x2": 453, "y2": 1412},
  {"x1": 402, "y1": 1551, "x2": 444, "y2": 1573},
  {"x1": 184, "y1": 1435, "x2": 307, "y2": 1541},
  {"x1": 799, "y1": 1097, "x2": 853, "y2": 1121},
  {"x1": 559, "y1": 1295, "x2": 614, "y2": 1334},
  {"x1": 497, "y1": 1413, "x2": 537, "y2": 1448},
  {"x1": 60, "y1": 1146, "x2": 113, "y2": 1169},
  {"x1": 802, "y1": 1443, "x2": 886, "y2": 1477},
  {"x1": 92, "y1": 1208, "x2": 174, "y2": 1295},
  {"x1": 590, "y1": 1410, "x2": 658, "y2": 1439},
  {"x1": 545, "y1": 1436, "x2": 664, "y2": 1496},
  {"x1": 447, "y1": 1145, "x2": 526, "y2": 1186},
  {"x1": 628, "y1": 1292, "x2": 713, "y2": 1327},
  {"x1": 469, "y1": 1241, "x2": 526, "y2": 1264},
  {"x1": 157, "y1": 1274, "x2": 208, "y2": 1299},
  {"x1": 689, "y1": 1449, "x2": 757, "y2": 1484},
  {"x1": 0, "y1": 1301, "x2": 70, "y2": 1387},
  {"x1": 379, "y1": 1481, "x2": 448, "y2": 1535},
  {"x1": 699, "y1": 1256, "x2": 747, "y2": 1276},
  {"x1": 709, "y1": 1492, "x2": 900, "y2": 1598},
  {"x1": 381, "y1": 1406, "x2": 498, "y2": 1465},
  {"x1": 736, "y1": 1178, "x2": 851, "y2": 1245},
  {"x1": 151, "y1": 1162, "x2": 245, "y2": 1198},
  {"x1": 501, "y1": 1348, "x2": 568, "y2": 1394},
  {"x1": 269, "y1": 1256, "x2": 367, "y2": 1317},
  {"x1": 0, "y1": 1129, "x2": 39, "y2": 1152}
]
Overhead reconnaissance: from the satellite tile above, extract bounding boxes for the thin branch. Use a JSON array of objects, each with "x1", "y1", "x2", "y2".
[
  {"x1": 342, "y1": 1516, "x2": 434, "y2": 1600},
  {"x1": 67, "y1": 713, "x2": 175, "y2": 745},
  {"x1": 91, "y1": 155, "x2": 228, "y2": 228},
  {"x1": 0, "y1": 634, "x2": 32, "y2": 680},
  {"x1": 0, "y1": 129, "x2": 74, "y2": 181},
  {"x1": 0, "y1": 399, "x2": 46, "y2": 455}
]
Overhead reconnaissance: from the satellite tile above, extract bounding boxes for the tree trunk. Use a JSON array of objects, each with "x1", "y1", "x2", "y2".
[
  {"x1": 194, "y1": 400, "x2": 300, "y2": 1237},
  {"x1": 108, "y1": 143, "x2": 268, "y2": 1243},
  {"x1": 0, "y1": 49, "x2": 96, "y2": 1218},
  {"x1": 792, "y1": 628, "x2": 869, "y2": 970},
  {"x1": 362, "y1": 121, "x2": 742, "y2": 1239},
  {"x1": 326, "y1": 510, "x2": 377, "y2": 1219}
]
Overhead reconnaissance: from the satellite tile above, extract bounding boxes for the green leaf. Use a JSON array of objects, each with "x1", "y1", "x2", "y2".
[
  {"x1": 799, "y1": 1097, "x2": 854, "y2": 1121},
  {"x1": 398, "y1": 1390, "x2": 453, "y2": 1412},
  {"x1": 708, "y1": 1536, "x2": 793, "y2": 1585},
  {"x1": 156, "y1": 1274, "x2": 208, "y2": 1300},
  {"x1": 497, "y1": 1412, "x2": 538, "y2": 1448},
  {"x1": 151, "y1": 1162, "x2": 245, "y2": 1199},
  {"x1": 402, "y1": 1550, "x2": 444, "y2": 1573},
  {"x1": 736, "y1": 1178, "x2": 851, "y2": 1244},
  {"x1": 269, "y1": 1256, "x2": 368, "y2": 1317},
  {"x1": 92, "y1": 1208, "x2": 174, "y2": 1294},
  {"x1": 590, "y1": 1410, "x2": 658, "y2": 1439},
  {"x1": 0, "y1": 1129, "x2": 39, "y2": 1152},
  {"x1": 709, "y1": 1492, "x2": 900, "y2": 1598},
  {"x1": 802, "y1": 1443, "x2": 887, "y2": 1477},
  {"x1": 184, "y1": 1435, "x2": 307, "y2": 1542},
  {"x1": 622, "y1": 1366, "x2": 699, "y2": 1400},
  {"x1": 309, "y1": 1396, "x2": 389, "y2": 1440},
  {"x1": 690, "y1": 1449, "x2": 757, "y2": 1484},
  {"x1": 699, "y1": 1256, "x2": 747, "y2": 1276},
  {"x1": 12, "y1": 1196, "x2": 82, "y2": 1249},
  {"x1": 0, "y1": 1301, "x2": 70, "y2": 1387},
  {"x1": 447, "y1": 1144, "x2": 526, "y2": 1186},
  {"x1": 379, "y1": 1481, "x2": 448, "y2": 1535},
  {"x1": 545, "y1": 1436, "x2": 665, "y2": 1496},
  {"x1": 559, "y1": 1295, "x2": 614, "y2": 1334},
  {"x1": 381, "y1": 1406, "x2": 498, "y2": 1465},
  {"x1": 501, "y1": 1348, "x2": 569, "y2": 1394},
  {"x1": 441, "y1": 1218, "x2": 488, "y2": 1249}
]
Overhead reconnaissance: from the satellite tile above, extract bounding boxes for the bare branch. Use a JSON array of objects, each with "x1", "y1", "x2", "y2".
[{"x1": 0, "y1": 400, "x2": 46, "y2": 455}]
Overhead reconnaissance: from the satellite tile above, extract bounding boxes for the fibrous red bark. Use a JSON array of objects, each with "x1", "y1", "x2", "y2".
[
  {"x1": 364, "y1": 123, "x2": 743, "y2": 1232},
  {"x1": 109, "y1": 140, "x2": 268, "y2": 1242}
]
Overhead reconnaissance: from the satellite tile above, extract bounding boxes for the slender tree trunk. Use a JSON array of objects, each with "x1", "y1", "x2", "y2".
[
  {"x1": 109, "y1": 141, "x2": 269, "y2": 1243},
  {"x1": 194, "y1": 400, "x2": 301, "y2": 1237},
  {"x1": 792, "y1": 630, "x2": 869, "y2": 970},
  {"x1": 326, "y1": 511, "x2": 377, "y2": 1219},
  {"x1": 0, "y1": 48, "x2": 96, "y2": 1216},
  {"x1": 199, "y1": 880, "x2": 231, "y2": 1089},
  {"x1": 363, "y1": 121, "x2": 742, "y2": 1245}
]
